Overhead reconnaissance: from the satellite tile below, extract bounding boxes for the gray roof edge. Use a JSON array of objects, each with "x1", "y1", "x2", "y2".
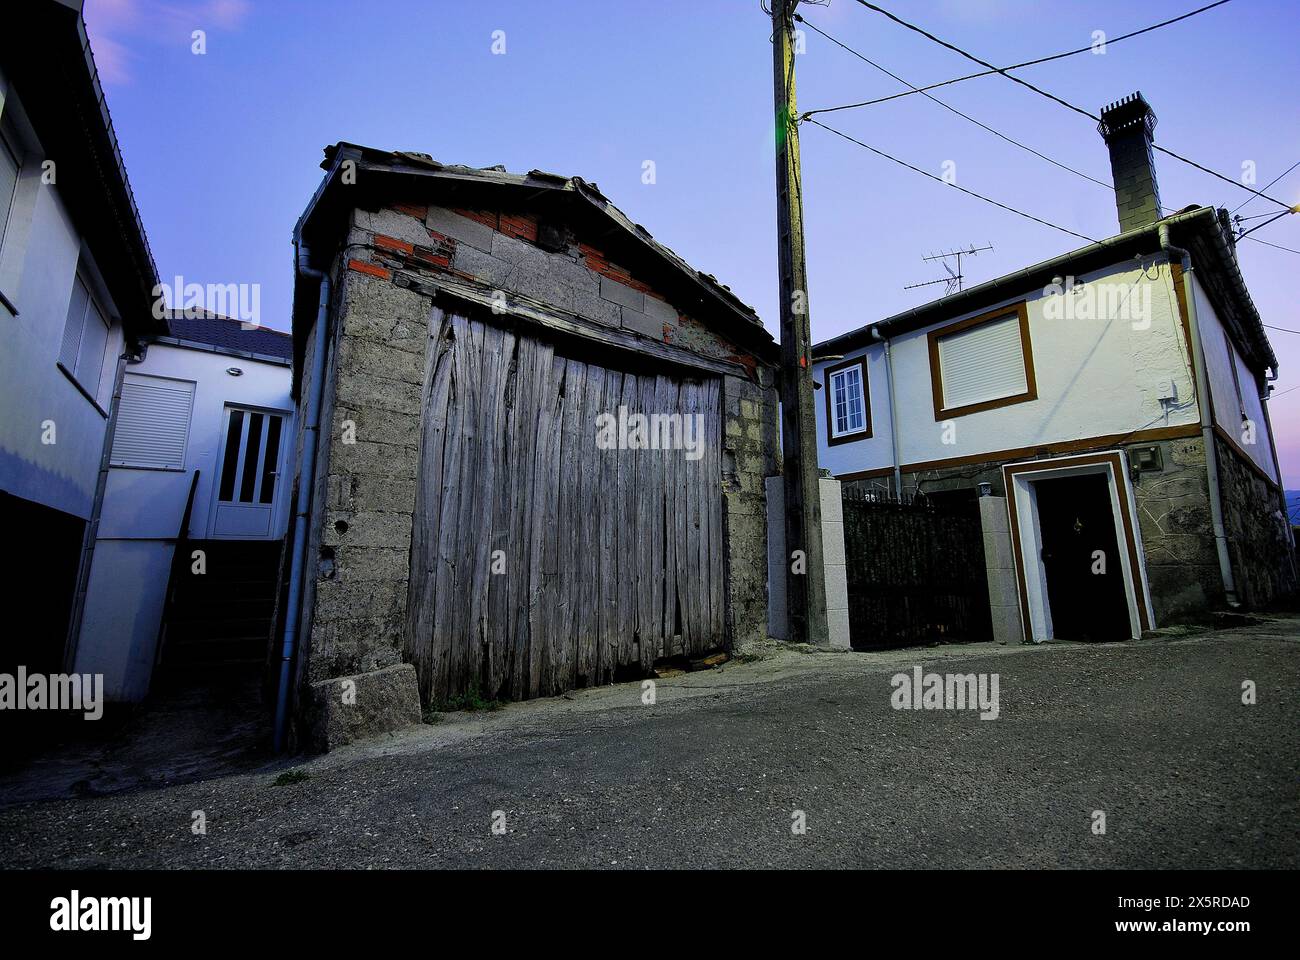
[
  {"x1": 813, "y1": 206, "x2": 1275, "y2": 368},
  {"x1": 145, "y1": 335, "x2": 293, "y2": 367}
]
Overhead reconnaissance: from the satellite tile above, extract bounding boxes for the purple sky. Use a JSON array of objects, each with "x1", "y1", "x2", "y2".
[{"x1": 84, "y1": 0, "x2": 1300, "y2": 481}]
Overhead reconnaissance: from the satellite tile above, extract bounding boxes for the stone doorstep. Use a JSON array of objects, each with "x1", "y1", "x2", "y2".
[{"x1": 303, "y1": 663, "x2": 422, "y2": 753}]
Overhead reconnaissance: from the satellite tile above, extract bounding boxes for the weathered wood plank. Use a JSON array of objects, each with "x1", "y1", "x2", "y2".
[
  {"x1": 553, "y1": 358, "x2": 585, "y2": 693},
  {"x1": 485, "y1": 328, "x2": 517, "y2": 699},
  {"x1": 576, "y1": 363, "x2": 603, "y2": 683},
  {"x1": 682, "y1": 379, "x2": 702, "y2": 654},
  {"x1": 705, "y1": 378, "x2": 725, "y2": 641},
  {"x1": 405, "y1": 306, "x2": 454, "y2": 704},
  {"x1": 526, "y1": 348, "x2": 561, "y2": 698},
  {"x1": 431, "y1": 314, "x2": 470, "y2": 702},
  {"x1": 615, "y1": 371, "x2": 638, "y2": 668}
]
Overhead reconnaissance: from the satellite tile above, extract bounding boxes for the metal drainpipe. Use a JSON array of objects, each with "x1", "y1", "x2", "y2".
[
  {"x1": 1160, "y1": 223, "x2": 1241, "y2": 608},
  {"x1": 63, "y1": 349, "x2": 130, "y2": 672},
  {"x1": 272, "y1": 241, "x2": 331, "y2": 752},
  {"x1": 871, "y1": 328, "x2": 903, "y2": 496}
]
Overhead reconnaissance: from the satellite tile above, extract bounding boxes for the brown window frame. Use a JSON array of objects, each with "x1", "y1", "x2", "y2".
[
  {"x1": 927, "y1": 301, "x2": 1037, "y2": 420},
  {"x1": 824, "y1": 356, "x2": 872, "y2": 446}
]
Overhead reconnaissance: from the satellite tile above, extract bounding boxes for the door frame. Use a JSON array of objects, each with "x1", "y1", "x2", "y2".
[
  {"x1": 206, "y1": 402, "x2": 293, "y2": 540},
  {"x1": 1002, "y1": 450, "x2": 1153, "y2": 643}
]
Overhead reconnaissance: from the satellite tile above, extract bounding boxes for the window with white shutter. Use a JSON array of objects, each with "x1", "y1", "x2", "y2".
[
  {"x1": 110, "y1": 374, "x2": 196, "y2": 470},
  {"x1": 0, "y1": 133, "x2": 19, "y2": 251},
  {"x1": 929, "y1": 304, "x2": 1037, "y2": 418},
  {"x1": 59, "y1": 271, "x2": 113, "y2": 406},
  {"x1": 824, "y1": 357, "x2": 871, "y2": 445}
]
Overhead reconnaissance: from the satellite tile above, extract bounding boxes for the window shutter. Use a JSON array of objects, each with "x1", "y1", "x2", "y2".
[
  {"x1": 937, "y1": 314, "x2": 1027, "y2": 410},
  {"x1": 59, "y1": 276, "x2": 90, "y2": 370},
  {"x1": 111, "y1": 374, "x2": 196, "y2": 469},
  {"x1": 0, "y1": 135, "x2": 19, "y2": 248},
  {"x1": 77, "y1": 299, "x2": 110, "y2": 401}
]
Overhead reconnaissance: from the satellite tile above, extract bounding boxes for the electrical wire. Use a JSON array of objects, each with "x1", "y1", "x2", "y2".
[
  {"x1": 802, "y1": 1, "x2": 1232, "y2": 119},
  {"x1": 1244, "y1": 235, "x2": 1300, "y2": 256},
  {"x1": 804, "y1": 117, "x2": 1099, "y2": 244},
  {"x1": 1231, "y1": 160, "x2": 1300, "y2": 216},
  {"x1": 838, "y1": 0, "x2": 1293, "y2": 212},
  {"x1": 796, "y1": 15, "x2": 1114, "y2": 192}
]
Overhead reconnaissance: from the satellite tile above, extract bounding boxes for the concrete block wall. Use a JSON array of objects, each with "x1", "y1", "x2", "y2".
[
  {"x1": 305, "y1": 270, "x2": 434, "y2": 688},
  {"x1": 723, "y1": 373, "x2": 780, "y2": 652},
  {"x1": 819, "y1": 477, "x2": 851, "y2": 649},
  {"x1": 978, "y1": 495, "x2": 1023, "y2": 644},
  {"x1": 765, "y1": 475, "x2": 787, "y2": 641}
]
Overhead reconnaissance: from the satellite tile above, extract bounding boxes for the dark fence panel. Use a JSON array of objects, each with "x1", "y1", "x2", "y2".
[{"x1": 842, "y1": 489, "x2": 992, "y2": 650}]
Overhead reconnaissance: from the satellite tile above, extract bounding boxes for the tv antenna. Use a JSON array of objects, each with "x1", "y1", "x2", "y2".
[{"x1": 904, "y1": 243, "x2": 994, "y2": 296}]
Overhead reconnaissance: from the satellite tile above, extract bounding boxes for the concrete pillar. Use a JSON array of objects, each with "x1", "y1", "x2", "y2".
[
  {"x1": 819, "y1": 477, "x2": 851, "y2": 649},
  {"x1": 979, "y1": 494, "x2": 1024, "y2": 644},
  {"x1": 765, "y1": 474, "x2": 851, "y2": 648},
  {"x1": 765, "y1": 475, "x2": 787, "y2": 641}
]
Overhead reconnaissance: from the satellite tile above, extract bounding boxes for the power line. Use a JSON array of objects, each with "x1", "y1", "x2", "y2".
[
  {"x1": 1244, "y1": 235, "x2": 1300, "y2": 256},
  {"x1": 844, "y1": 0, "x2": 1293, "y2": 213},
  {"x1": 1236, "y1": 206, "x2": 1298, "y2": 240},
  {"x1": 803, "y1": 1, "x2": 1233, "y2": 119},
  {"x1": 796, "y1": 15, "x2": 1114, "y2": 192},
  {"x1": 805, "y1": 116, "x2": 1099, "y2": 245},
  {"x1": 1231, "y1": 160, "x2": 1300, "y2": 216},
  {"x1": 1263, "y1": 324, "x2": 1300, "y2": 336}
]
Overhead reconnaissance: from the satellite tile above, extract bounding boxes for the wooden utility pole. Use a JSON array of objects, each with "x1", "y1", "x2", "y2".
[{"x1": 770, "y1": 0, "x2": 829, "y2": 646}]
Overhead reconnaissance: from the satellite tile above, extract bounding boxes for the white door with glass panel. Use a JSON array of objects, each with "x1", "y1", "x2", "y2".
[{"x1": 211, "y1": 406, "x2": 287, "y2": 539}]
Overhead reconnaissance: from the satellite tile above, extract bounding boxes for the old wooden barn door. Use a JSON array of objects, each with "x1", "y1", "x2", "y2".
[{"x1": 405, "y1": 308, "x2": 725, "y2": 705}]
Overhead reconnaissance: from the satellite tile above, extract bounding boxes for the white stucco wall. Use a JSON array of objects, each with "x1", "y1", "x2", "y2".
[
  {"x1": 815, "y1": 257, "x2": 1202, "y2": 476},
  {"x1": 96, "y1": 342, "x2": 295, "y2": 541},
  {"x1": 0, "y1": 67, "x2": 124, "y2": 519},
  {"x1": 74, "y1": 341, "x2": 293, "y2": 700},
  {"x1": 1193, "y1": 274, "x2": 1278, "y2": 483}
]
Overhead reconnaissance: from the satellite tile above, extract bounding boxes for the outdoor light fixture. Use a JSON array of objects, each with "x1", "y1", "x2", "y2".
[
  {"x1": 977, "y1": 481, "x2": 993, "y2": 497},
  {"x1": 225, "y1": 366, "x2": 244, "y2": 376}
]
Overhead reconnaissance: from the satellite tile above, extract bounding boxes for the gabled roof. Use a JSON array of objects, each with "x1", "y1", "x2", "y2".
[
  {"x1": 160, "y1": 312, "x2": 293, "y2": 362},
  {"x1": 292, "y1": 142, "x2": 772, "y2": 372},
  {"x1": 814, "y1": 205, "x2": 1278, "y2": 374}
]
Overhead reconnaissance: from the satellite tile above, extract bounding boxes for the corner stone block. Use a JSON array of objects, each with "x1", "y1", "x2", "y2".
[{"x1": 304, "y1": 663, "x2": 422, "y2": 752}]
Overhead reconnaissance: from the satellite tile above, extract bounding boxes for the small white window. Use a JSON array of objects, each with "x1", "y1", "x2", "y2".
[
  {"x1": 935, "y1": 311, "x2": 1030, "y2": 414},
  {"x1": 828, "y1": 361, "x2": 868, "y2": 440},
  {"x1": 0, "y1": 133, "x2": 19, "y2": 251},
  {"x1": 111, "y1": 374, "x2": 196, "y2": 470},
  {"x1": 59, "y1": 272, "x2": 112, "y2": 405}
]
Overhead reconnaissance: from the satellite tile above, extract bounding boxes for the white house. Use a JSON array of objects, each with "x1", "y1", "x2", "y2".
[
  {"x1": 813, "y1": 93, "x2": 1294, "y2": 645},
  {"x1": 73, "y1": 313, "x2": 294, "y2": 701},
  {"x1": 0, "y1": 1, "x2": 165, "y2": 679}
]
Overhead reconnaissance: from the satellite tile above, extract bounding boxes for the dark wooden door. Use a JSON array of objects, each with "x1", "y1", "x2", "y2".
[{"x1": 1035, "y1": 474, "x2": 1130, "y2": 641}]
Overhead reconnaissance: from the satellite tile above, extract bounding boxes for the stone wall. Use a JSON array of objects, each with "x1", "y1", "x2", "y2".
[
  {"x1": 291, "y1": 198, "x2": 777, "y2": 746},
  {"x1": 1129, "y1": 435, "x2": 1221, "y2": 622},
  {"x1": 1214, "y1": 435, "x2": 1297, "y2": 609}
]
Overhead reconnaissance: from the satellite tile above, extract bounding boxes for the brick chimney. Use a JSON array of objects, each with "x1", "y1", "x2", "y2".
[{"x1": 1098, "y1": 92, "x2": 1162, "y2": 233}]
